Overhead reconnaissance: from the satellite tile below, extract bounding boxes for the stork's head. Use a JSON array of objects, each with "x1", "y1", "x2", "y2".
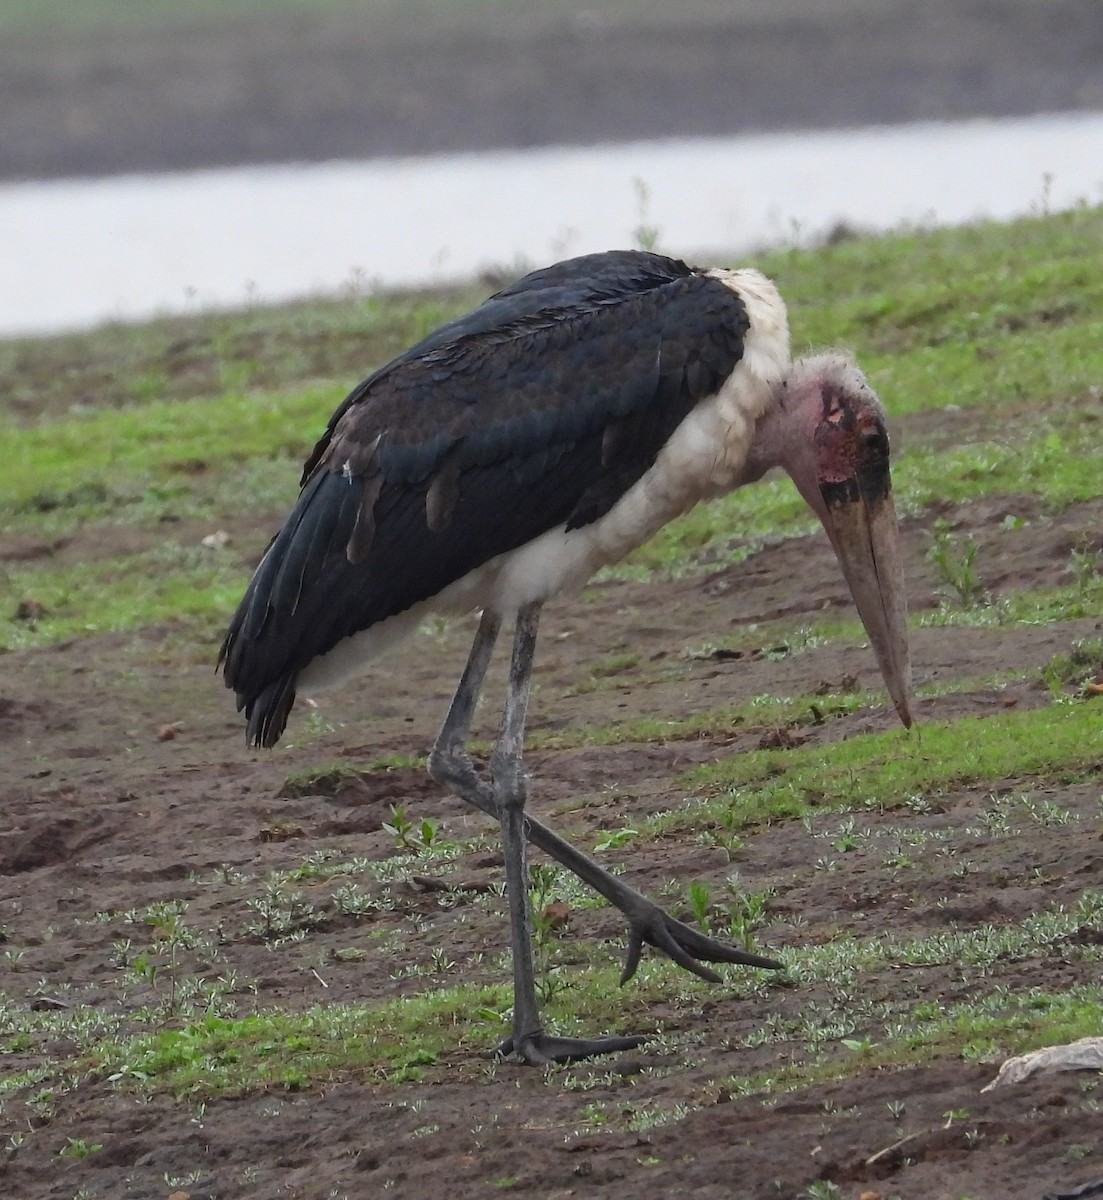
[{"x1": 744, "y1": 353, "x2": 913, "y2": 728}]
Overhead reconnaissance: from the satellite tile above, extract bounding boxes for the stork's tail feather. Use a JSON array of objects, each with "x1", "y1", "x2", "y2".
[
  {"x1": 219, "y1": 620, "x2": 299, "y2": 748},
  {"x1": 243, "y1": 674, "x2": 299, "y2": 749}
]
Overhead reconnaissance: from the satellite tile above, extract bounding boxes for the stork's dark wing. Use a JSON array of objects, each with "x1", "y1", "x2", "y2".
[{"x1": 221, "y1": 251, "x2": 749, "y2": 745}]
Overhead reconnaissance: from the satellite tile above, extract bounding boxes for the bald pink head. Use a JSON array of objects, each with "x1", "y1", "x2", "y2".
[{"x1": 743, "y1": 354, "x2": 913, "y2": 729}]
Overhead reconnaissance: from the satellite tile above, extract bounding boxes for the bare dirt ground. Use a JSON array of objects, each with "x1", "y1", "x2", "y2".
[
  {"x1": 2, "y1": 406, "x2": 1103, "y2": 1198},
  {"x1": 3, "y1": 4, "x2": 1103, "y2": 1195},
  {"x1": 4, "y1": 0, "x2": 1103, "y2": 181}
]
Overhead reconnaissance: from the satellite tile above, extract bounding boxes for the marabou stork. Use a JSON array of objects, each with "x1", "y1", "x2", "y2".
[{"x1": 221, "y1": 249, "x2": 913, "y2": 1065}]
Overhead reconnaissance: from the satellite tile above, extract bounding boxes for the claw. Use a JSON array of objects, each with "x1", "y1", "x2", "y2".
[
  {"x1": 620, "y1": 928, "x2": 644, "y2": 984},
  {"x1": 494, "y1": 1031, "x2": 648, "y2": 1065},
  {"x1": 619, "y1": 906, "x2": 783, "y2": 985}
]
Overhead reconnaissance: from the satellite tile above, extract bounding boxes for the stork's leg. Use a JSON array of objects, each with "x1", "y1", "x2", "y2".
[
  {"x1": 430, "y1": 605, "x2": 643, "y2": 1065},
  {"x1": 428, "y1": 609, "x2": 781, "y2": 1061},
  {"x1": 489, "y1": 604, "x2": 646, "y2": 1065},
  {"x1": 509, "y1": 811, "x2": 782, "y2": 985},
  {"x1": 430, "y1": 607, "x2": 502, "y2": 763}
]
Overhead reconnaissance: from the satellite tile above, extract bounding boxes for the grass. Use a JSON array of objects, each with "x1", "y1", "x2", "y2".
[
  {"x1": 1, "y1": 542, "x2": 246, "y2": 652},
  {"x1": 727, "y1": 983, "x2": 1103, "y2": 1098},
  {"x1": 897, "y1": 405, "x2": 1103, "y2": 512},
  {"x1": 2, "y1": 205, "x2": 1101, "y2": 604},
  {"x1": 4, "y1": 206, "x2": 1103, "y2": 1165},
  {"x1": 768, "y1": 205, "x2": 1103, "y2": 412},
  {"x1": 0, "y1": 384, "x2": 339, "y2": 511},
  {"x1": 6, "y1": 888, "x2": 1100, "y2": 1105},
  {"x1": 94, "y1": 993, "x2": 505, "y2": 1094},
  {"x1": 672, "y1": 699, "x2": 1103, "y2": 831},
  {"x1": 0, "y1": 287, "x2": 480, "y2": 425}
]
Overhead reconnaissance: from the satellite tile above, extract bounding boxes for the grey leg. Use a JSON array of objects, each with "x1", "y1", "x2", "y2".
[
  {"x1": 488, "y1": 602, "x2": 541, "y2": 1052},
  {"x1": 428, "y1": 607, "x2": 780, "y2": 1064},
  {"x1": 490, "y1": 603, "x2": 647, "y2": 1064},
  {"x1": 505, "y1": 810, "x2": 781, "y2": 984},
  {"x1": 427, "y1": 607, "x2": 501, "y2": 821}
]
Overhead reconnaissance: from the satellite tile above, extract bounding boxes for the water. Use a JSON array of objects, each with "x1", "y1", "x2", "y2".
[{"x1": 2, "y1": 111, "x2": 1101, "y2": 339}]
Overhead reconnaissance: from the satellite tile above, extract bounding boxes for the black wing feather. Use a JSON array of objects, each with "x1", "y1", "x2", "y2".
[{"x1": 221, "y1": 251, "x2": 749, "y2": 745}]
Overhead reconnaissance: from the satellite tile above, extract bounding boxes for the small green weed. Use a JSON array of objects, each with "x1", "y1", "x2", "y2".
[
  {"x1": 686, "y1": 881, "x2": 712, "y2": 932},
  {"x1": 926, "y1": 518, "x2": 986, "y2": 609},
  {"x1": 528, "y1": 863, "x2": 570, "y2": 1004},
  {"x1": 381, "y1": 805, "x2": 451, "y2": 857},
  {"x1": 242, "y1": 877, "x2": 319, "y2": 941},
  {"x1": 1041, "y1": 637, "x2": 1103, "y2": 696},
  {"x1": 58, "y1": 1136, "x2": 102, "y2": 1159},
  {"x1": 723, "y1": 876, "x2": 773, "y2": 954}
]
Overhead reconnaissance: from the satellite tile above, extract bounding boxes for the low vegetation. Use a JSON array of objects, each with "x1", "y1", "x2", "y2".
[{"x1": 3, "y1": 205, "x2": 1103, "y2": 1195}]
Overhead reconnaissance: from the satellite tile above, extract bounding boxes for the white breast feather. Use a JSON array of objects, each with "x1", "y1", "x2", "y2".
[{"x1": 485, "y1": 269, "x2": 789, "y2": 615}]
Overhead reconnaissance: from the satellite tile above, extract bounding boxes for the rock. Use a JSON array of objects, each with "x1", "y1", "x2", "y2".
[{"x1": 981, "y1": 1037, "x2": 1103, "y2": 1091}]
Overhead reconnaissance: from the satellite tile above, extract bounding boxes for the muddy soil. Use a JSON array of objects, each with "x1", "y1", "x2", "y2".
[
  {"x1": 2, "y1": 399, "x2": 1103, "y2": 1198},
  {"x1": 4, "y1": 0, "x2": 1103, "y2": 181},
  {"x1": 4, "y1": 3, "x2": 1103, "y2": 1194}
]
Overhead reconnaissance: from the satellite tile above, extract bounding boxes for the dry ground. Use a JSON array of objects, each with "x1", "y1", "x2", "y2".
[
  {"x1": 2, "y1": 411, "x2": 1103, "y2": 1197},
  {"x1": 3, "y1": 0, "x2": 1102, "y2": 180}
]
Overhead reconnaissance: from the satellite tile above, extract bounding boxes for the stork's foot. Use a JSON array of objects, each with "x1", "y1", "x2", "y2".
[
  {"x1": 620, "y1": 902, "x2": 783, "y2": 985},
  {"x1": 494, "y1": 1030, "x2": 647, "y2": 1066}
]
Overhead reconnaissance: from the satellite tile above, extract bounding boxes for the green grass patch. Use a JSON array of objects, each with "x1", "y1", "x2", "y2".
[
  {"x1": 765, "y1": 204, "x2": 1103, "y2": 391},
  {"x1": 897, "y1": 409, "x2": 1103, "y2": 513},
  {"x1": 5, "y1": 207, "x2": 1103, "y2": 597},
  {"x1": 529, "y1": 690, "x2": 871, "y2": 755},
  {"x1": 671, "y1": 699, "x2": 1103, "y2": 833},
  {"x1": 91, "y1": 990, "x2": 507, "y2": 1095},
  {"x1": 729, "y1": 983, "x2": 1103, "y2": 1098},
  {"x1": 78, "y1": 955, "x2": 698, "y2": 1097},
  {"x1": 0, "y1": 384, "x2": 343, "y2": 513},
  {"x1": 920, "y1": 577, "x2": 1103, "y2": 630},
  {"x1": 0, "y1": 289, "x2": 479, "y2": 425},
  {"x1": 1, "y1": 543, "x2": 247, "y2": 651},
  {"x1": 0, "y1": 456, "x2": 303, "y2": 542},
  {"x1": 88, "y1": 889, "x2": 1102, "y2": 1098},
  {"x1": 534, "y1": 664, "x2": 1038, "y2": 761}
]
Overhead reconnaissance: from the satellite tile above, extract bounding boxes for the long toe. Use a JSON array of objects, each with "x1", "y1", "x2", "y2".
[
  {"x1": 622, "y1": 904, "x2": 783, "y2": 984},
  {"x1": 494, "y1": 1032, "x2": 648, "y2": 1066}
]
